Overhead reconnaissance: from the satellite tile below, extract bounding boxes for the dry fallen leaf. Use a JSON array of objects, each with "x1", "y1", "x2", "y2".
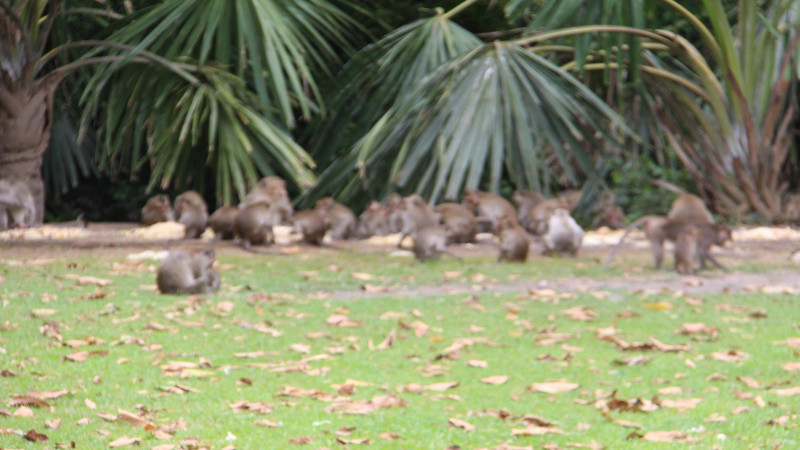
[
  {"x1": 108, "y1": 436, "x2": 141, "y2": 447},
  {"x1": 448, "y1": 418, "x2": 475, "y2": 432},
  {"x1": 772, "y1": 386, "x2": 800, "y2": 397},
  {"x1": 511, "y1": 426, "x2": 565, "y2": 436},
  {"x1": 634, "y1": 430, "x2": 697, "y2": 443},
  {"x1": 481, "y1": 375, "x2": 508, "y2": 385},
  {"x1": 780, "y1": 362, "x2": 800, "y2": 372},
  {"x1": 530, "y1": 380, "x2": 579, "y2": 394}
]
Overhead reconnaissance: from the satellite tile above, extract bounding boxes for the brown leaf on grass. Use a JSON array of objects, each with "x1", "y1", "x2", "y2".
[
  {"x1": 467, "y1": 360, "x2": 488, "y2": 368},
  {"x1": 767, "y1": 416, "x2": 790, "y2": 426},
  {"x1": 595, "y1": 392, "x2": 659, "y2": 413},
  {"x1": 705, "y1": 413, "x2": 727, "y2": 422},
  {"x1": 325, "y1": 394, "x2": 407, "y2": 415},
  {"x1": 117, "y1": 409, "x2": 153, "y2": 428},
  {"x1": 64, "y1": 336, "x2": 105, "y2": 348},
  {"x1": 659, "y1": 398, "x2": 702, "y2": 411},
  {"x1": 63, "y1": 274, "x2": 112, "y2": 287},
  {"x1": 628, "y1": 431, "x2": 697, "y2": 443},
  {"x1": 254, "y1": 419, "x2": 281, "y2": 427},
  {"x1": 511, "y1": 426, "x2": 564, "y2": 436},
  {"x1": 680, "y1": 322, "x2": 719, "y2": 338},
  {"x1": 772, "y1": 386, "x2": 800, "y2": 397},
  {"x1": 23, "y1": 429, "x2": 48, "y2": 442},
  {"x1": 562, "y1": 306, "x2": 596, "y2": 321},
  {"x1": 711, "y1": 350, "x2": 748, "y2": 362},
  {"x1": 213, "y1": 301, "x2": 235, "y2": 312},
  {"x1": 275, "y1": 386, "x2": 335, "y2": 401},
  {"x1": 14, "y1": 406, "x2": 34, "y2": 417},
  {"x1": 379, "y1": 311, "x2": 406, "y2": 320},
  {"x1": 97, "y1": 412, "x2": 118, "y2": 422},
  {"x1": 448, "y1": 418, "x2": 475, "y2": 432},
  {"x1": 537, "y1": 331, "x2": 576, "y2": 346},
  {"x1": 289, "y1": 436, "x2": 312, "y2": 445},
  {"x1": 144, "y1": 322, "x2": 178, "y2": 333},
  {"x1": 481, "y1": 376, "x2": 508, "y2": 385},
  {"x1": 336, "y1": 437, "x2": 371, "y2": 445},
  {"x1": 362, "y1": 283, "x2": 391, "y2": 293},
  {"x1": 374, "y1": 329, "x2": 396, "y2": 350},
  {"x1": 9, "y1": 396, "x2": 49, "y2": 408},
  {"x1": 1, "y1": 368, "x2": 18, "y2": 377},
  {"x1": 773, "y1": 337, "x2": 800, "y2": 348},
  {"x1": 230, "y1": 401, "x2": 275, "y2": 414},
  {"x1": 657, "y1": 386, "x2": 683, "y2": 395},
  {"x1": 31, "y1": 308, "x2": 58, "y2": 318},
  {"x1": 380, "y1": 432, "x2": 401, "y2": 440},
  {"x1": 737, "y1": 376, "x2": 760, "y2": 388},
  {"x1": 439, "y1": 337, "x2": 497, "y2": 357},
  {"x1": 599, "y1": 335, "x2": 655, "y2": 352},
  {"x1": 233, "y1": 351, "x2": 268, "y2": 359},
  {"x1": 529, "y1": 380, "x2": 578, "y2": 394},
  {"x1": 426, "y1": 381, "x2": 460, "y2": 391},
  {"x1": 781, "y1": 362, "x2": 800, "y2": 371},
  {"x1": 350, "y1": 272, "x2": 374, "y2": 281},
  {"x1": 613, "y1": 419, "x2": 643, "y2": 429},
  {"x1": 326, "y1": 314, "x2": 361, "y2": 327},
  {"x1": 289, "y1": 343, "x2": 311, "y2": 354},
  {"x1": 612, "y1": 356, "x2": 652, "y2": 367},
  {"x1": 108, "y1": 436, "x2": 141, "y2": 447},
  {"x1": 649, "y1": 337, "x2": 690, "y2": 352},
  {"x1": 45, "y1": 418, "x2": 61, "y2": 429},
  {"x1": 409, "y1": 321, "x2": 429, "y2": 337}
]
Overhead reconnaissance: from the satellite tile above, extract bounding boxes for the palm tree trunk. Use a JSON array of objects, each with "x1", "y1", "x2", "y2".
[{"x1": 0, "y1": 79, "x2": 59, "y2": 225}]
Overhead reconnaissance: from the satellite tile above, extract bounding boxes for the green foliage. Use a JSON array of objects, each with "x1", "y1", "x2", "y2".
[{"x1": 609, "y1": 155, "x2": 696, "y2": 220}]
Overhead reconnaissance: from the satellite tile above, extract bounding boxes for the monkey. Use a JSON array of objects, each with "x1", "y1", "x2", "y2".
[
  {"x1": 140, "y1": 194, "x2": 175, "y2": 226},
  {"x1": 396, "y1": 194, "x2": 437, "y2": 248},
  {"x1": 292, "y1": 210, "x2": 329, "y2": 245},
  {"x1": 356, "y1": 201, "x2": 391, "y2": 238},
  {"x1": 542, "y1": 208, "x2": 584, "y2": 256},
  {"x1": 412, "y1": 225, "x2": 461, "y2": 262},
  {"x1": 512, "y1": 189, "x2": 547, "y2": 232},
  {"x1": 434, "y1": 202, "x2": 477, "y2": 244},
  {"x1": 605, "y1": 216, "x2": 731, "y2": 270},
  {"x1": 667, "y1": 193, "x2": 714, "y2": 224},
  {"x1": 673, "y1": 226, "x2": 699, "y2": 275},
  {"x1": 234, "y1": 201, "x2": 275, "y2": 251},
  {"x1": 463, "y1": 190, "x2": 517, "y2": 233},
  {"x1": 385, "y1": 193, "x2": 405, "y2": 233},
  {"x1": 174, "y1": 191, "x2": 208, "y2": 239},
  {"x1": 592, "y1": 204, "x2": 626, "y2": 230},
  {"x1": 240, "y1": 176, "x2": 293, "y2": 224},
  {"x1": 315, "y1": 197, "x2": 357, "y2": 240},
  {"x1": 208, "y1": 206, "x2": 239, "y2": 240},
  {"x1": 525, "y1": 198, "x2": 566, "y2": 235},
  {"x1": 0, "y1": 179, "x2": 35, "y2": 230},
  {"x1": 496, "y1": 216, "x2": 530, "y2": 262},
  {"x1": 156, "y1": 249, "x2": 220, "y2": 295},
  {"x1": 556, "y1": 189, "x2": 582, "y2": 212}
]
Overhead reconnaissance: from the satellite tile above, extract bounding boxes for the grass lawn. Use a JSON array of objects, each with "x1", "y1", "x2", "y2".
[{"x1": 1, "y1": 249, "x2": 799, "y2": 448}]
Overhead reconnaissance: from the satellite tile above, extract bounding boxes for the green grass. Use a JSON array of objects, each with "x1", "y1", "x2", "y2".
[{"x1": 1, "y1": 250, "x2": 799, "y2": 448}]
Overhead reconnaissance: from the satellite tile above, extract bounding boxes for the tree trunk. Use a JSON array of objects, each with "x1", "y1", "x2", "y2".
[{"x1": 0, "y1": 80, "x2": 59, "y2": 224}]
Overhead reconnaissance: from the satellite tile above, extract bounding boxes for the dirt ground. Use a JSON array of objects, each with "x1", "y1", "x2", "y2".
[{"x1": 1, "y1": 222, "x2": 799, "y2": 297}]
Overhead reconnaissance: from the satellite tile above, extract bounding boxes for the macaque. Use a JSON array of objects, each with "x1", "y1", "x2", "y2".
[
  {"x1": 526, "y1": 199, "x2": 565, "y2": 235},
  {"x1": 396, "y1": 194, "x2": 437, "y2": 248},
  {"x1": 356, "y1": 201, "x2": 390, "y2": 238},
  {"x1": 385, "y1": 193, "x2": 405, "y2": 233},
  {"x1": 208, "y1": 206, "x2": 239, "y2": 240},
  {"x1": 240, "y1": 176, "x2": 293, "y2": 224},
  {"x1": 434, "y1": 202, "x2": 477, "y2": 243},
  {"x1": 0, "y1": 179, "x2": 35, "y2": 230},
  {"x1": 292, "y1": 210, "x2": 328, "y2": 245},
  {"x1": 174, "y1": 191, "x2": 208, "y2": 239},
  {"x1": 605, "y1": 216, "x2": 731, "y2": 270},
  {"x1": 512, "y1": 189, "x2": 546, "y2": 232},
  {"x1": 592, "y1": 204, "x2": 626, "y2": 230},
  {"x1": 667, "y1": 193, "x2": 714, "y2": 224},
  {"x1": 496, "y1": 216, "x2": 529, "y2": 262},
  {"x1": 413, "y1": 226, "x2": 460, "y2": 261},
  {"x1": 140, "y1": 194, "x2": 175, "y2": 226},
  {"x1": 315, "y1": 197, "x2": 357, "y2": 240},
  {"x1": 542, "y1": 209, "x2": 584, "y2": 256},
  {"x1": 234, "y1": 201, "x2": 275, "y2": 251},
  {"x1": 674, "y1": 227, "x2": 699, "y2": 275},
  {"x1": 156, "y1": 249, "x2": 220, "y2": 295},
  {"x1": 462, "y1": 190, "x2": 517, "y2": 233},
  {"x1": 556, "y1": 189, "x2": 582, "y2": 211}
]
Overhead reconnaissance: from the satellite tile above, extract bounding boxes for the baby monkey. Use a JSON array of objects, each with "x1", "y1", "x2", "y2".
[{"x1": 156, "y1": 249, "x2": 220, "y2": 295}]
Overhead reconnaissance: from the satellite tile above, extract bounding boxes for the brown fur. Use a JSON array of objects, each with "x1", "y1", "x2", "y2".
[
  {"x1": 674, "y1": 227, "x2": 699, "y2": 275},
  {"x1": 240, "y1": 176, "x2": 293, "y2": 224},
  {"x1": 463, "y1": 190, "x2": 517, "y2": 234},
  {"x1": 542, "y1": 209, "x2": 584, "y2": 256},
  {"x1": 140, "y1": 194, "x2": 175, "y2": 226},
  {"x1": 356, "y1": 201, "x2": 390, "y2": 238},
  {"x1": 667, "y1": 193, "x2": 714, "y2": 224},
  {"x1": 434, "y1": 202, "x2": 477, "y2": 243},
  {"x1": 396, "y1": 195, "x2": 437, "y2": 248},
  {"x1": 315, "y1": 197, "x2": 357, "y2": 240},
  {"x1": 556, "y1": 189, "x2": 582, "y2": 211},
  {"x1": 156, "y1": 249, "x2": 220, "y2": 295},
  {"x1": 512, "y1": 189, "x2": 547, "y2": 234},
  {"x1": 413, "y1": 225, "x2": 460, "y2": 261},
  {"x1": 292, "y1": 210, "x2": 328, "y2": 245},
  {"x1": 0, "y1": 178, "x2": 35, "y2": 230},
  {"x1": 208, "y1": 206, "x2": 238, "y2": 240},
  {"x1": 496, "y1": 216, "x2": 529, "y2": 263},
  {"x1": 174, "y1": 191, "x2": 208, "y2": 239},
  {"x1": 592, "y1": 204, "x2": 626, "y2": 230},
  {"x1": 234, "y1": 202, "x2": 275, "y2": 250}
]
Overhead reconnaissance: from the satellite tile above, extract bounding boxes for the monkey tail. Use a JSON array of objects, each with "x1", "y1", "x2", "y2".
[
  {"x1": 603, "y1": 216, "x2": 652, "y2": 268},
  {"x1": 651, "y1": 180, "x2": 687, "y2": 195}
]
